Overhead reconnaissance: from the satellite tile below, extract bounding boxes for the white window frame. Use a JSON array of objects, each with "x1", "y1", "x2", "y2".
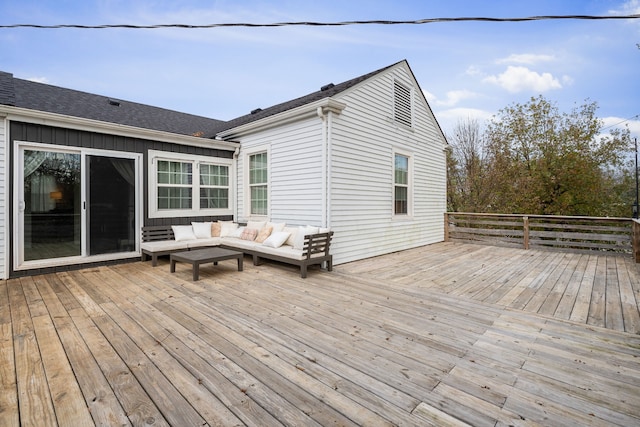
[
  {"x1": 148, "y1": 150, "x2": 233, "y2": 218},
  {"x1": 393, "y1": 79, "x2": 414, "y2": 129},
  {"x1": 243, "y1": 145, "x2": 270, "y2": 220},
  {"x1": 393, "y1": 148, "x2": 413, "y2": 218}
]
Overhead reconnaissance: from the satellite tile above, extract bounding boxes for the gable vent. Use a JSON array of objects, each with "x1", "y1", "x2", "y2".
[
  {"x1": 393, "y1": 80, "x2": 412, "y2": 127},
  {"x1": 320, "y1": 83, "x2": 334, "y2": 91},
  {"x1": 107, "y1": 98, "x2": 121, "y2": 107}
]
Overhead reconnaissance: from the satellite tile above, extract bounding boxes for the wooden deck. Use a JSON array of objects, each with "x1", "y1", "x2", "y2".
[{"x1": 2, "y1": 242, "x2": 640, "y2": 426}]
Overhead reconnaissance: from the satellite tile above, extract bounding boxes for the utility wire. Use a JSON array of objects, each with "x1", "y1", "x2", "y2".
[
  {"x1": 601, "y1": 114, "x2": 640, "y2": 131},
  {"x1": 1, "y1": 14, "x2": 639, "y2": 29}
]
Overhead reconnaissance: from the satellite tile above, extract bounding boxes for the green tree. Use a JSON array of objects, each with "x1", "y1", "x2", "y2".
[{"x1": 482, "y1": 96, "x2": 631, "y2": 216}]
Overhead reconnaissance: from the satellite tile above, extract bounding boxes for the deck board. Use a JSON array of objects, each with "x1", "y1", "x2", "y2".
[{"x1": 3, "y1": 242, "x2": 640, "y2": 426}]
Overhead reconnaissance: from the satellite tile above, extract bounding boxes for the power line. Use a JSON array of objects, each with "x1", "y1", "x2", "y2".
[
  {"x1": 601, "y1": 114, "x2": 640, "y2": 131},
  {"x1": 1, "y1": 14, "x2": 639, "y2": 29}
]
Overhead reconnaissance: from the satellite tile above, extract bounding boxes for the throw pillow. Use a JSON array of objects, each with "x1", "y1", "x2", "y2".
[
  {"x1": 240, "y1": 228, "x2": 258, "y2": 241},
  {"x1": 255, "y1": 225, "x2": 273, "y2": 243},
  {"x1": 211, "y1": 222, "x2": 221, "y2": 237},
  {"x1": 191, "y1": 222, "x2": 212, "y2": 239},
  {"x1": 231, "y1": 226, "x2": 245, "y2": 238},
  {"x1": 247, "y1": 220, "x2": 266, "y2": 230},
  {"x1": 172, "y1": 225, "x2": 197, "y2": 241},
  {"x1": 293, "y1": 225, "x2": 320, "y2": 250},
  {"x1": 219, "y1": 221, "x2": 239, "y2": 237},
  {"x1": 262, "y1": 231, "x2": 291, "y2": 248},
  {"x1": 284, "y1": 227, "x2": 298, "y2": 246},
  {"x1": 267, "y1": 222, "x2": 286, "y2": 233}
]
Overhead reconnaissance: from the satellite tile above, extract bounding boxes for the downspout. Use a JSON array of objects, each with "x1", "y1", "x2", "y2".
[
  {"x1": 326, "y1": 110, "x2": 333, "y2": 228},
  {"x1": 0, "y1": 113, "x2": 8, "y2": 279},
  {"x1": 317, "y1": 107, "x2": 328, "y2": 227},
  {"x1": 233, "y1": 145, "x2": 240, "y2": 221}
]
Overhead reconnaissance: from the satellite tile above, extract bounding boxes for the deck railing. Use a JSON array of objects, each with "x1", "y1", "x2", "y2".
[
  {"x1": 445, "y1": 212, "x2": 639, "y2": 262},
  {"x1": 633, "y1": 219, "x2": 640, "y2": 263}
]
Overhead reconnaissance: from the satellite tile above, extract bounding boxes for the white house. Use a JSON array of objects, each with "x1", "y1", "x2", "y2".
[{"x1": 0, "y1": 59, "x2": 447, "y2": 278}]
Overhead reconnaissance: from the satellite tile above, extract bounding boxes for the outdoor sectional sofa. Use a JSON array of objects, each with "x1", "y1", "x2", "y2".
[{"x1": 141, "y1": 221, "x2": 333, "y2": 278}]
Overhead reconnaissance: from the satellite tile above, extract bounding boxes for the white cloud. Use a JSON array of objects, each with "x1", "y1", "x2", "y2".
[
  {"x1": 433, "y1": 90, "x2": 480, "y2": 107},
  {"x1": 609, "y1": 0, "x2": 640, "y2": 15},
  {"x1": 465, "y1": 66, "x2": 482, "y2": 77},
  {"x1": 483, "y1": 66, "x2": 562, "y2": 93},
  {"x1": 496, "y1": 54, "x2": 555, "y2": 65}
]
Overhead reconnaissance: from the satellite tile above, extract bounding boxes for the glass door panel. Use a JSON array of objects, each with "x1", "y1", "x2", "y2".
[
  {"x1": 23, "y1": 150, "x2": 81, "y2": 261},
  {"x1": 88, "y1": 156, "x2": 136, "y2": 255}
]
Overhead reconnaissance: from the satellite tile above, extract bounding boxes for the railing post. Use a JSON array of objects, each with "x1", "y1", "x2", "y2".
[
  {"x1": 523, "y1": 216, "x2": 529, "y2": 250},
  {"x1": 633, "y1": 219, "x2": 640, "y2": 263},
  {"x1": 444, "y1": 213, "x2": 450, "y2": 242}
]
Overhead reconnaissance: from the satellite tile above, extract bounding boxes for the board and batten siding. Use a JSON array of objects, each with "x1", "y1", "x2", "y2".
[
  {"x1": 236, "y1": 117, "x2": 325, "y2": 226},
  {"x1": 328, "y1": 64, "x2": 447, "y2": 264},
  {"x1": 0, "y1": 117, "x2": 6, "y2": 278}
]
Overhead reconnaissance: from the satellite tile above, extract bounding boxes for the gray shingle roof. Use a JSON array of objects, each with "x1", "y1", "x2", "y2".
[
  {"x1": 0, "y1": 74, "x2": 225, "y2": 137},
  {"x1": 209, "y1": 61, "x2": 400, "y2": 136}
]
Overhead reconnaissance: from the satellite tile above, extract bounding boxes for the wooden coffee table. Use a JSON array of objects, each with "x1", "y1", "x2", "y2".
[{"x1": 170, "y1": 247, "x2": 243, "y2": 281}]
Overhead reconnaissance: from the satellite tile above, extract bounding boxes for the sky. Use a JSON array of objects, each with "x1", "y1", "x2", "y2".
[{"x1": 1, "y1": 0, "x2": 639, "y2": 141}]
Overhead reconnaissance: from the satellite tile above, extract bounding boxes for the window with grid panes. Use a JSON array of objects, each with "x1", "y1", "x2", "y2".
[
  {"x1": 249, "y1": 152, "x2": 268, "y2": 215},
  {"x1": 394, "y1": 154, "x2": 409, "y2": 215},
  {"x1": 157, "y1": 160, "x2": 192, "y2": 209},
  {"x1": 199, "y1": 163, "x2": 229, "y2": 209}
]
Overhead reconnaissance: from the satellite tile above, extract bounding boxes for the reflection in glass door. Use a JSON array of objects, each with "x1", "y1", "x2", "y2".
[
  {"x1": 23, "y1": 150, "x2": 81, "y2": 261},
  {"x1": 88, "y1": 156, "x2": 136, "y2": 255}
]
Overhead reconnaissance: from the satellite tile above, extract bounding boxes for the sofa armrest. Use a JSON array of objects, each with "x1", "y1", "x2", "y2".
[{"x1": 302, "y1": 231, "x2": 333, "y2": 259}]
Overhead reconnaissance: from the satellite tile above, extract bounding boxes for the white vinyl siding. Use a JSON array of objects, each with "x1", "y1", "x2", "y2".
[
  {"x1": 231, "y1": 62, "x2": 446, "y2": 266},
  {"x1": 328, "y1": 65, "x2": 446, "y2": 264},
  {"x1": 237, "y1": 119, "x2": 324, "y2": 225},
  {"x1": 0, "y1": 118, "x2": 5, "y2": 278}
]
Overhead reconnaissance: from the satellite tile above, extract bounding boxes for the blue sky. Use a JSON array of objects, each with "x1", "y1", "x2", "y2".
[{"x1": 1, "y1": 0, "x2": 639, "y2": 139}]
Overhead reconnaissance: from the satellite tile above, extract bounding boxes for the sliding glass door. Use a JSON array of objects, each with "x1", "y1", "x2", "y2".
[{"x1": 16, "y1": 143, "x2": 140, "y2": 269}]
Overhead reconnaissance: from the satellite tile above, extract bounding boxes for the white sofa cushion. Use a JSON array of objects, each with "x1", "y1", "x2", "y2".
[
  {"x1": 247, "y1": 220, "x2": 266, "y2": 230},
  {"x1": 293, "y1": 226, "x2": 320, "y2": 250},
  {"x1": 257, "y1": 244, "x2": 327, "y2": 261},
  {"x1": 191, "y1": 222, "x2": 213, "y2": 238},
  {"x1": 223, "y1": 237, "x2": 262, "y2": 251},
  {"x1": 267, "y1": 222, "x2": 286, "y2": 233},
  {"x1": 172, "y1": 225, "x2": 197, "y2": 241},
  {"x1": 141, "y1": 240, "x2": 189, "y2": 252},
  {"x1": 186, "y1": 237, "x2": 223, "y2": 248},
  {"x1": 219, "y1": 221, "x2": 239, "y2": 237},
  {"x1": 262, "y1": 231, "x2": 291, "y2": 248}
]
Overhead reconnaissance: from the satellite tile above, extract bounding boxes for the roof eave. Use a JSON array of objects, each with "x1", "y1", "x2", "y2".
[
  {"x1": 215, "y1": 98, "x2": 347, "y2": 139},
  {"x1": 0, "y1": 105, "x2": 238, "y2": 151}
]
